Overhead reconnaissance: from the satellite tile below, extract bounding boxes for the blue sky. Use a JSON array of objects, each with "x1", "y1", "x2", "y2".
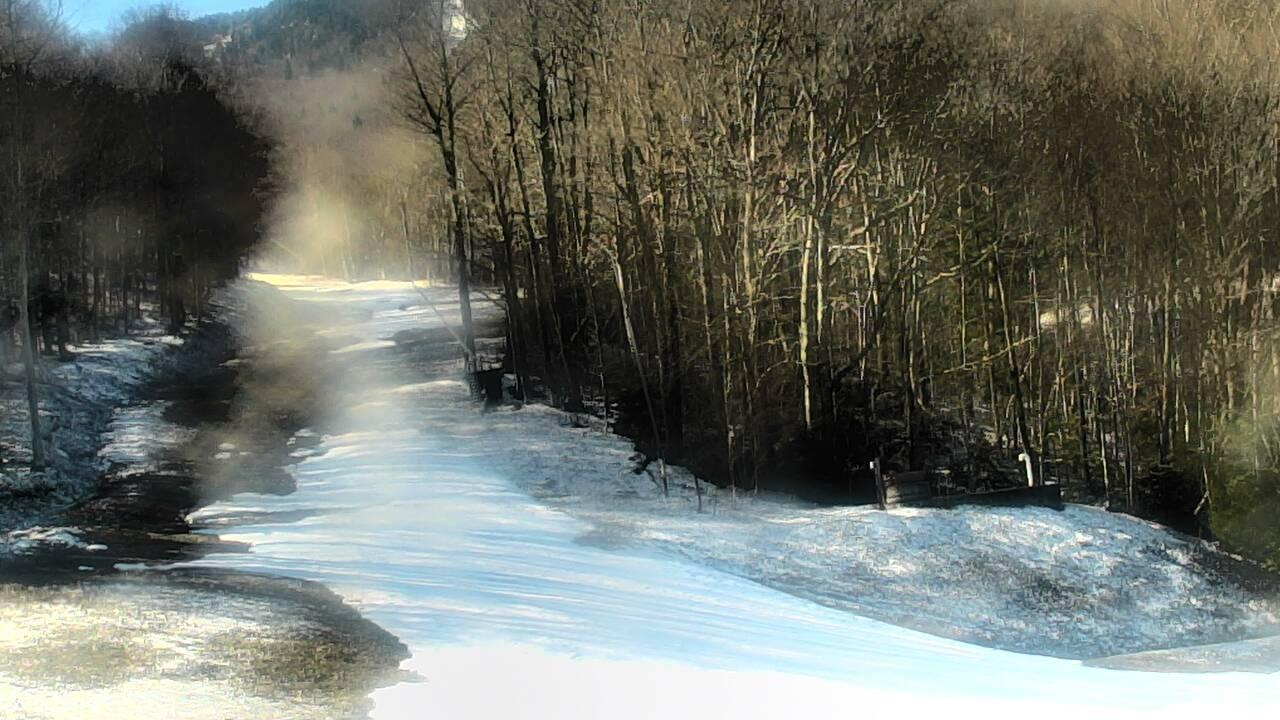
[{"x1": 66, "y1": 1, "x2": 269, "y2": 35}]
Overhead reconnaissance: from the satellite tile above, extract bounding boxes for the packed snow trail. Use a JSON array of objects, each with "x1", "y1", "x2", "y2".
[{"x1": 183, "y1": 275, "x2": 1280, "y2": 719}]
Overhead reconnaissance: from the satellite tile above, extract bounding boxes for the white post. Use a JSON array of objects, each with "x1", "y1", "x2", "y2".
[{"x1": 1018, "y1": 452, "x2": 1034, "y2": 487}]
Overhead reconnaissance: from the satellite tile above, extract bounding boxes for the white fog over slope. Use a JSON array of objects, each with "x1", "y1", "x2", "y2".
[{"x1": 175, "y1": 275, "x2": 1280, "y2": 719}]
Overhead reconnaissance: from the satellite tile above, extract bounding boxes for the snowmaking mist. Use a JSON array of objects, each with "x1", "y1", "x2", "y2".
[
  {"x1": 172, "y1": 56, "x2": 444, "y2": 500},
  {"x1": 243, "y1": 60, "x2": 437, "y2": 280}
]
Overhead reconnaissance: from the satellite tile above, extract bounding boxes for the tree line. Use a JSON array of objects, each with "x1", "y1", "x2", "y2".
[
  {"x1": 1, "y1": 2, "x2": 271, "y2": 469},
  {"x1": 187, "y1": 0, "x2": 459, "y2": 285},
  {"x1": 372, "y1": 0, "x2": 1280, "y2": 566},
  {"x1": 10, "y1": 0, "x2": 1280, "y2": 568}
]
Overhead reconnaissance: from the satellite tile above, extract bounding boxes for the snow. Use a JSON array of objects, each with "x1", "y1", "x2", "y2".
[
  {"x1": 1090, "y1": 635, "x2": 1280, "y2": 673},
  {"x1": 1, "y1": 317, "x2": 191, "y2": 533},
  {"x1": 169, "y1": 275, "x2": 1280, "y2": 719},
  {"x1": 98, "y1": 401, "x2": 195, "y2": 471},
  {"x1": 0, "y1": 570, "x2": 387, "y2": 720},
  {"x1": 1, "y1": 678, "x2": 312, "y2": 720},
  {"x1": 454, "y1": 399, "x2": 1280, "y2": 659},
  {"x1": 1, "y1": 526, "x2": 90, "y2": 555}
]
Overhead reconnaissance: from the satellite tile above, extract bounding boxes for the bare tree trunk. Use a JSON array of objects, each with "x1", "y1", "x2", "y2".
[
  {"x1": 800, "y1": 215, "x2": 816, "y2": 432},
  {"x1": 9, "y1": 48, "x2": 45, "y2": 468},
  {"x1": 994, "y1": 244, "x2": 1039, "y2": 486},
  {"x1": 611, "y1": 223, "x2": 676, "y2": 504},
  {"x1": 444, "y1": 150, "x2": 476, "y2": 364}
]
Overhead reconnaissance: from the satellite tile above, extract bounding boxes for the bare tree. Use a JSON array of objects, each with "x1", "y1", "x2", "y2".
[
  {"x1": 1, "y1": 0, "x2": 65, "y2": 470},
  {"x1": 393, "y1": 0, "x2": 476, "y2": 363}
]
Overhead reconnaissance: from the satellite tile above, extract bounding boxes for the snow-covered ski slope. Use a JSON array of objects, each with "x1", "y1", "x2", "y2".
[
  {"x1": 467, "y1": 403, "x2": 1280, "y2": 660},
  {"x1": 185, "y1": 275, "x2": 1280, "y2": 719}
]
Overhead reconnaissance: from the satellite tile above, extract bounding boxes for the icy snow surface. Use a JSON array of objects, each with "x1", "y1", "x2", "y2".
[
  {"x1": 98, "y1": 401, "x2": 196, "y2": 471},
  {"x1": 178, "y1": 275, "x2": 1280, "y2": 719}
]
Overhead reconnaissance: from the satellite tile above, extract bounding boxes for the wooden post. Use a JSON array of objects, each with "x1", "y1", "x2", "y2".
[
  {"x1": 871, "y1": 459, "x2": 886, "y2": 509},
  {"x1": 1019, "y1": 452, "x2": 1035, "y2": 487}
]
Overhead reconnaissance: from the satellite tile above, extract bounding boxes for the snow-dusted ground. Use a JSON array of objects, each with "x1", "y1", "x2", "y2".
[
  {"x1": 0, "y1": 313, "x2": 188, "y2": 535},
  {"x1": 96, "y1": 401, "x2": 197, "y2": 471},
  {"x1": 164, "y1": 275, "x2": 1280, "y2": 719},
  {"x1": 0, "y1": 526, "x2": 102, "y2": 556},
  {"x1": 450, "y1": 398, "x2": 1280, "y2": 659}
]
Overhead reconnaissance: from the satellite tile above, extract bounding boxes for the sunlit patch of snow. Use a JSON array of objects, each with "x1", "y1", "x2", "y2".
[
  {"x1": 1, "y1": 527, "x2": 88, "y2": 555},
  {"x1": 331, "y1": 339, "x2": 398, "y2": 354},
  {"x1": 50, "y1": 336, "x2": 180, "y2": 406},
  {"x1": 98, "y1": 402, "x2": 196, "y2": 470}
]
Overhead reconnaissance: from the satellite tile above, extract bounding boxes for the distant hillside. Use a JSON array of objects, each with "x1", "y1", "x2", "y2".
[{"x1": 193, "y1": 0, "x2": 395, "y2": 77}]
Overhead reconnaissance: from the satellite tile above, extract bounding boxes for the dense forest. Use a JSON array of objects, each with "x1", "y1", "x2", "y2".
[
  {"x1": 1, "y1": 2, "x2": 271, "y2": 467},
  {"x1": 375, "y1": 0, "x2": 1280, "y2": 568},
  {"x1": 5, "y1": 0, "x2": 1280, "y2": 570}
]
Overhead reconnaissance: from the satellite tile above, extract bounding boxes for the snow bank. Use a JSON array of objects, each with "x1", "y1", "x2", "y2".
[
  {"x1": 177, "y1": 276, "x2": 1280, "y2": 719},
  {"x1": 475, "y1": 397, "x2": 1280, "y2": 657}
]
